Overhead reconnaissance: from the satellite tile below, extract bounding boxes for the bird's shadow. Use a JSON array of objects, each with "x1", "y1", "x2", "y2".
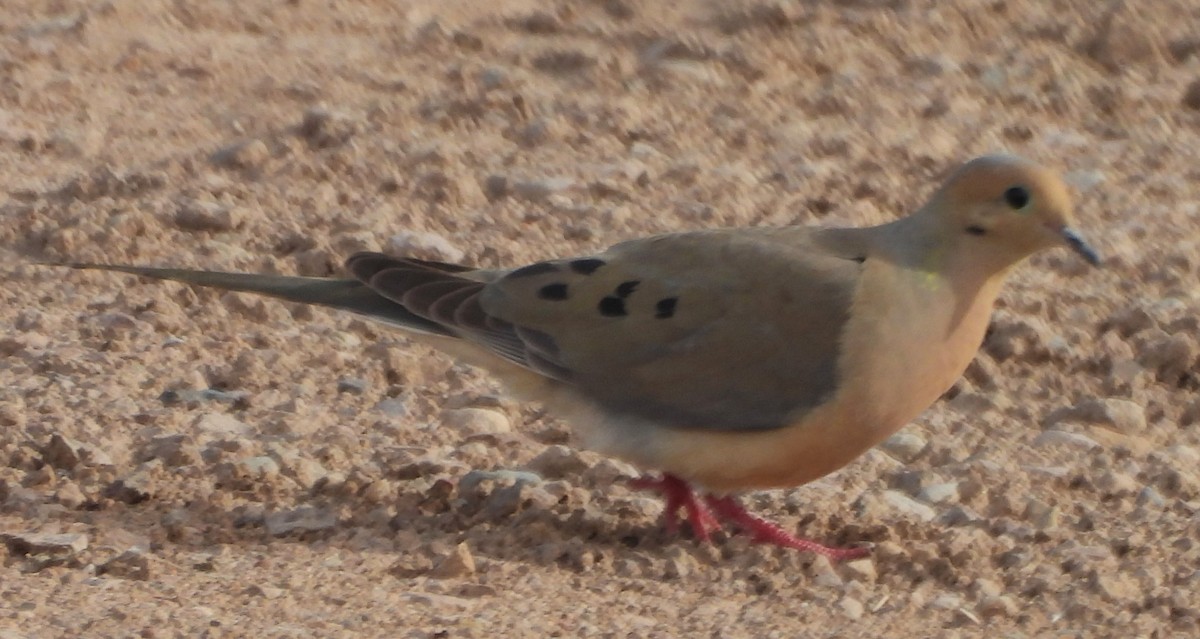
[{"x1": 2, "y1": 466, "x2": 881, "y2": 587}]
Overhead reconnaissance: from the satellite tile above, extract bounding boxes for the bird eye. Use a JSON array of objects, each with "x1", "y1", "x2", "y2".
[{"x1": 1003, "y1": 186, "x2": 1030, "y2": 210}]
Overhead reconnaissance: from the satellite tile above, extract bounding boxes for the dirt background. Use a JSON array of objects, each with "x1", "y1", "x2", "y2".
[{"x1": 2, "y1": 0, "x2": 1200, "y2": 637}]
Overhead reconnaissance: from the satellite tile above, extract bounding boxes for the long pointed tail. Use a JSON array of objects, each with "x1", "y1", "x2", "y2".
[{"x1": 53, "y1": 262, "x2": 455, "y2": 337}]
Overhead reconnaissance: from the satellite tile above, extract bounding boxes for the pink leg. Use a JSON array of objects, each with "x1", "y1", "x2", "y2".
[
  {"x1": 629, "y1": 474, "x2": 719, "y2": 541},
  {"x1": 705, "y1": 495, "x2": 870, "y2": 561}
]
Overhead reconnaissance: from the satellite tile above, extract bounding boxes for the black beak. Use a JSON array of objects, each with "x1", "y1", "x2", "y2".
[{"x1": 1061, "y1": 227, "x2": 1101, "y2": 266}]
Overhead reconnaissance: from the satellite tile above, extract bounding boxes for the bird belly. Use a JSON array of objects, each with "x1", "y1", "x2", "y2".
[{"x1": 593, "y1": 272, "x2": 1001, "y2": 492}]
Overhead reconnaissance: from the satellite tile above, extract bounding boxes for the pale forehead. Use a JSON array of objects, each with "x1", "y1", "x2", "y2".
[{"x1": 943, "y1": 155, "x2": 1072, "y2": 208}]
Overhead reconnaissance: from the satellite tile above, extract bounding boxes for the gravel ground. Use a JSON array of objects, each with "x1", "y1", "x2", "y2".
[{"x1": 2, "y1": 1, "x2": 1199, "y2": 637}]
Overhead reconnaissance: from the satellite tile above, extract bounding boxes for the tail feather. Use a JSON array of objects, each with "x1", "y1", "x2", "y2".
[
  {"x1": 50, "y1": 255, "x2": 565, "y2": 380},
  {"x1": 56, "y1": 262, "x2": 456, "y2": 337}
]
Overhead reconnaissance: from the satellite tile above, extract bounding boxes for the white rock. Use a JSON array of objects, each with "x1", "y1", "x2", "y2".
[
  {"x1": 843, "y1": 559, "x2": 877, "y2": 584},
  {"x1": 457, "y1": 469, "x2": 542, "y2": 494},
  {"x1": 192, "y1": 412, "x2": 251, "y2": 437},
  {"x1": 919, "y1": 482, "x2": 961, "y2": 505},
  {"x1": 929, "y1": 592, "x2": 964, "y2": 610},
  {"x1": 1045, "y1": 398, "x2": 1145, "y2": 432},
  {"x1": 236, "y1": 456, "x2": 281, "y2": 478},
  {"x1": 265, "y1": 506, "x2": 338, "y2": 536},
  {"x1": 880, "y1": 432, "x2": 927, "y2": 463},
  {"x1": 441, "y1": 407, "x2": 511, "y2": 435},
  {"x1": 839, "y1": 596, "x2": 864, "y2": 619},
  {"x1": 806, "y1": 555, "x2": 843, "y2": 588},
  {"x1": 1033, "y1": 430, "x2": 1101, "y2": 450},
  {"x1": 1091, "y1": 398, "x2": 1146, "y2": 432},
  {"x1": 386, "y1": 231, "x2": 464, "y2": 263},
  {"x1": 882, "y1": 490, "x2": 936, "y2": 522}
]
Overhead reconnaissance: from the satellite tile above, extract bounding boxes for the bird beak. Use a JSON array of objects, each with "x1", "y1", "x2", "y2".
[{"x1": 1060, "y1": 227, "x2": 1101, "y2": 266}]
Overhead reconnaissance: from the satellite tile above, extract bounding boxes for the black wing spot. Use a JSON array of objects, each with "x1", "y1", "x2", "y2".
[
  {"x1": 615, "y1": 280, "x2": 640, "y2": 297},
  {"x1": 569, "y1": 258, "x2": 605, "y2": 275},
  {"x1": 852, "y1": 255, "x2": 866, "y2": 264},
  {"x1": 598, "y1": 296, "x2": 627, "y2": 317},
  {"x1": 655, "y1": 297, "x2": 677, "y2": 319},
  {"x1": 538, "y1": 283, "x2": 569, "y2": 301},
  {"x1": 508, "y1": 261, "x2": 560, "y2": 279}
]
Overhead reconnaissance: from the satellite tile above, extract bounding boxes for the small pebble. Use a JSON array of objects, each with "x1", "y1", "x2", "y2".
[
  {"x1": 842, "y1": 559, "x2": 877, "y2": 584},
  {"x1": 139, "y1": 434, "x2": 201, "y2": 467},
  {"x1": 173, "y1": 200, "x2": 245, "y2": 232},
  {"x1": 977, "y1": 595, "x2": 1018, "y2": 619},
  {"x1": 526, "y1": 445, "x2": 589, "y2": 479},
  {"x1": 1136, "y1": 485, "x2": 1167, "y2": 507},
  {"x1": 430, "y1": 542, "x2": 476, "y2": 579},
  {"x1": 839, "y1": 596, "x2": 864, "y2": 620},
  {"x1": 264, "y1": 506, "x2": 338, "y2": 536},
  {"x1": 1096, "y1": 470, "x2": 1139, "y2": 495},
  {"x1": 441, "y1": 407, "x2": 511, "y2": 435},
  {"x1": 882, "y1": 490, "x2": 936, "y2": 522},
  {"x1": 1033, "y1": 430, "x2": 1101, "y2": 451},
  {"x1": 99, "y1": 549, "x2": 151, "y2": 581},
  {"x1": 881, "y1": 432, "x2": 927, "y2": 463},
  {"x1": 806, "y1": 555, "x2": 843, "y2": 588},
  {"x1": 386, "y1": 231, "x2": 464, "y2": 263},
  {"x1": 192, "y1": 412, "x2": 251, "y2": 437},
  {"x1": 511, "y1": 177, "x2": 574, "y2": 202},
  {"x1": 483, "y1": 174, "x2": 509, "y2": 201},
  {"x1": 105, "y1": 461, "x2": 160, "y2": 504},
  {"x1": 54, "y1": 482, "x2": 87, "y2": 509},
  {"x1": 919, "y1": 482, "x2": 961, "y2": 505},
  {"x1": 209, "y1": 138, "x2": 270, "y2": 169},
  {"x1": 375, "y1": 398, "x2": 410, "y2": 418},
  {"x1": 929, "y1": 593, "x2": 963, "y2": 610},
  {"x1": 337, "y1": 377, "x2": 368, "y2": 394},
  {"x1": 1046, "y1": 398, "x2": 1146, "y2": 432}
]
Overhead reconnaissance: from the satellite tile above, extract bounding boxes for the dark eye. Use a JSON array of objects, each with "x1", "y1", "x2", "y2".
[{"x1": 1003, "y1": 186, "x2": 1030, "y2": 209}]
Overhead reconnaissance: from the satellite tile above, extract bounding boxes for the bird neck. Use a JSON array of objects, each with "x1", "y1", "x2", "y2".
[{"x1": 870, "y1": 206, "x2": 1018, "y2": 291}]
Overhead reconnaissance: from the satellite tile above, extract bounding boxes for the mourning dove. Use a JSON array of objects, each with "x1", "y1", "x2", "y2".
[{"x1": 55, "y1": 154, "x2": 1099, "y2": 560}]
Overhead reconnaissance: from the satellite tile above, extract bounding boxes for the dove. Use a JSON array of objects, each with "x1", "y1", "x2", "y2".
[{"x1": 53, "y1": 154, "x2": 1099, "y2": 560}]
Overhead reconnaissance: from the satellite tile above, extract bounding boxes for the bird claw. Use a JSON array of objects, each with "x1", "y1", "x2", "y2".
[
  {"x1": 632, "y1": 474, "x2": 869, "y2": 561},
  {"x1": 704, "y1": 494, "x2": 869, "y2": 561}
]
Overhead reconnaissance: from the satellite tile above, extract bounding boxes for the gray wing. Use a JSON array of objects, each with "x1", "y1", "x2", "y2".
[{"x1": 473, "y1": 229, "x2": 866, "y2": 430}]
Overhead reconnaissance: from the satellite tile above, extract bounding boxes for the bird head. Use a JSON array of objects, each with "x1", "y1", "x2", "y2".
[{"x1": 933, "y1": 155, "x2": 1100, "y2": 267}]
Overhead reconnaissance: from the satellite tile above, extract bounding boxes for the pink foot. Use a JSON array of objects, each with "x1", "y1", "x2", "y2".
[
  {"x1": 705, "y1": 495, "x2": 870, "y2": 561},
  {"x1": 631, "y1": 475, "x2": 867, "y2": 560},
  {"x1": 629, "y1": 474, "x2": 719, "y2": 540}
]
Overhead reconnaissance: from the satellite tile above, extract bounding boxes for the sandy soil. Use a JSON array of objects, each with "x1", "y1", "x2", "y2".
[{"x1": 2, "y1": 0, "x2": 1200, "y2": 637}]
